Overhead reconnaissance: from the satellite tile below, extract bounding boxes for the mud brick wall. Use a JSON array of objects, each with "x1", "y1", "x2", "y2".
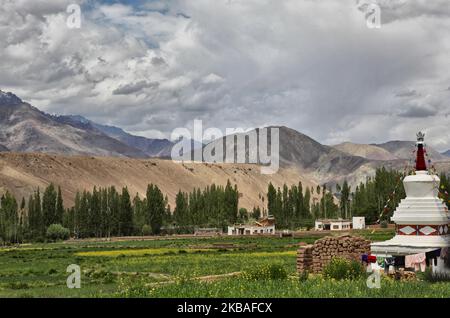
[
  {"x1": 296, "y1": 245, "x2": 313, "y2": 273},
  {"x1": 297, "y1": 235, "x2": 371, "y2": 274}
]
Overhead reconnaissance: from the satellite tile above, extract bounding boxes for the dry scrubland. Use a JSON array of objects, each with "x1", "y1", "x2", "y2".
[{"x1": 0, "y1": 152, "x2": 320, "y2": 210}]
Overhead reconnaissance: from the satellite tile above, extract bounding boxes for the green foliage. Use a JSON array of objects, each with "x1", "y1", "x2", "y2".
[
  {"x1": 141, "y1": 224, "x2": 152, "y2": 236},
  {"x1": 380, "y1": 220, "x2": 388, "y2": 228},
  {"x1": 322, "y1": 257, "x2": 365, "y2": 281},
  {"x1": 119, "y1": 187, "x2": 133, "y2": 236},
  {"x1": 0, "y1": 235, "x2": 448, "y2": 298},
  {"x1": 46, "y1": 224, "x2": 70, "y2": 241},
  {"x1": 419, "y1": 267, "x2": 450, "y2": 283},
  {"x1": 439, "y1": 173, "x2": 450, "y2": 209},
  {"x1": 298, "y1": 270, "x2": 309, "y2": 282},
  {"x1": 173, "y1": 180, "x2": 239, "y2": 230},
  {"x1": 238, "y1": 208, "x2": 248, "y2": 223},
  {"x1": 242, "y1": 264, "x2": 288, "y2": 281},
  {"x1": 146, "y1": 184, "x2": 166, "y2": 235},
  {"x1": 267, "y1": 181, "x2": 317, "y2": 229},
  {"x1": 349, "y1": 168, "x2": 406, "y2": 224},
  {"x1": 251, "y1": 207, "x2": 261, "y2": 220},
  {"x1": 0, "y1": 191, "x2": 20, "y2": 244}
]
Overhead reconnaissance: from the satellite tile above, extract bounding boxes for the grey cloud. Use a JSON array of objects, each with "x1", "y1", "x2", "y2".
[
  {"x1": 112, "y1": 81, "x2": 159, "y2": 95},
  {"x1": 398, "y1": 105, "x2": 438, "y2": 118},
  {"x1": 357, "y1": 0, "x2": 450, "y2": 24},
  {"x1": 151, "y1": 57, "x2": 167, "y2": 67},
  {"x1": 0, "y1": 0, "x2": 449, "y2": 151},
  {"x1": 394, "y1": 89, "x2": 419, "y2": 98}
]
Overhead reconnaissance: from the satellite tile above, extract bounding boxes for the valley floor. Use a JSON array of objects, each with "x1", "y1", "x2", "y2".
[{"x1": 0, "y1": 230, "x2": 448, "y2": 298}]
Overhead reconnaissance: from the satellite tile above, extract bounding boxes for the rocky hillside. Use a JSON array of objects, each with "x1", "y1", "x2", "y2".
[
  {"x1": 0, "y1": 91, "x2": 174, "y2": 158},
  {"x1": 373, "y1": 140, "x2": 447, "y2": 161},
  {"x1": 332, "y1": 142, "x2": 397, "y2": 161},
  {"x1": 0, "y1": 152, "x2": 320, "y2": 210}
]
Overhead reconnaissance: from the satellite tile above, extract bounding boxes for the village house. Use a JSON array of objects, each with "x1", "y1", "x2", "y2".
[
  {"x1": 314, "y1": 218, "x2": 352, "y2": 231},
  {"x1": 227, "y1": 216, "x2": 275, "y2": 236}
]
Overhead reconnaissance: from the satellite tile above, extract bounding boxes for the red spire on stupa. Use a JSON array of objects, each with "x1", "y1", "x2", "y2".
[{"x1": 415, "y1": 132, "x2": 427, "y2": 171}]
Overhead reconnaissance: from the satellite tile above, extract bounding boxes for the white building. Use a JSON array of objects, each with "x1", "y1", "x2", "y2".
[
  {"x1": 228, "y1": 216, "x2": 275, "y2": 236},
  {"x1": 315, "y1": 219, "x2": 352, "y2": 231},
  {"x1": 352, "y1": 217, "x2": 366, "y2": 230},
  {"x1": 371, "y1": 132, "x2": 450, "y2": 274}
]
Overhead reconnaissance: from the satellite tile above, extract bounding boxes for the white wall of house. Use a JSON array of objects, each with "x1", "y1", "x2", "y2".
[
  {"x1": 227, "y1": 225, "x2": 275, "y2": 235},
  {"x1": 352, "y1": 217, "x2": 366, "y2": 229},
  {"x1": 315, "y1": 220, "x2": 352, "y2": 231}
]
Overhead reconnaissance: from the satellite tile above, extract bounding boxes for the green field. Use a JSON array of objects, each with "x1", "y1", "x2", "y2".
[{"x1": 0, "y1": 230, "x2": 449, "y2": 298}]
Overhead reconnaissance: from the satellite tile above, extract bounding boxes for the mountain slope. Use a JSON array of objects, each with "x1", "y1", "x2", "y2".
[
  {"x1": 443, "y1": 150, "x2": 450, "y2": 157},
  {"x1": 374, "y1": 140, "x2": 447, "y2": 161},
  {"x1": 332, "y1": 142, "x2": 397, "y2": 161},
  {"x1": 56, "y1": 115, "x2": 174, "y2": 157},
  {"x1": 0, "y1": 91, "x2": 148, "y2": 158},
  {"x1": 0, "y1": 152, "x2": 320, "y2": 210},
  {"x1": 198, "y1": 126, "x2": 369, "y2": 176}
]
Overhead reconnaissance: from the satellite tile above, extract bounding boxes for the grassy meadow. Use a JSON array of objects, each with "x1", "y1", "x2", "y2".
[{"x1": 0, "y1": 229, "x2": 449, "y2": 298}]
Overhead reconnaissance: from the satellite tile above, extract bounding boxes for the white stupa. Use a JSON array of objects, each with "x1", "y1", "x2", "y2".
[{"x1": 371, "y1": 132, "x2": 450, "y2": 272}]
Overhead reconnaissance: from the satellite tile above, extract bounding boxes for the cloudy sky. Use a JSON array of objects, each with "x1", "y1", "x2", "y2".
[{"x1": 1, "y1": 0, "x2": 449, "y2": 150}]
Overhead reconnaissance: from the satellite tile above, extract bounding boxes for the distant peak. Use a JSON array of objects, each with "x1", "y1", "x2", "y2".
[
  {"x1": 61, "y1": 114, "x2": 90, "y2": 124},
  {"x1": 0, "y1": 90, "x2": 23, "y2": 105}
]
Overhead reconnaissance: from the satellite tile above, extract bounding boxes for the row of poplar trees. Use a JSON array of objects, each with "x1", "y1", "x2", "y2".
[
  {"x1": 173, "y1": 180, "x2": 239, "y2": 230},
  {"x1": 267, "y1": 169, "x2": 450, "y2": 229},
  {"x1": 0, "y1": 180, "x2": 239, "y2": 243},
  {"x1": 266, "y1": 182, "x2": 340, "y2": 229},
  {"x1": 2, "y1": 170, "x2": 449, "y2": 242},
  {"x1": 65, "y1": 184, "x2": 168, "y2": 238}
]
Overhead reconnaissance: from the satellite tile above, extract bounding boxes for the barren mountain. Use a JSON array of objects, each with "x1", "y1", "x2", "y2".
[
  {"x1": 0, "y1": 152, "x2": 320, "y2": 211},
  {"x1": 198, "y1": 126, "x2": 369, "y2": 185},
  {"x1": 373, "y1": 140, "x2": 447, "y2": 161},
  {"x1": 1, "y1": 90, "x2": 448, "y2": 198},
  {"x1": 332, "y1": 142, "x2": 397, "y2": 161},
  {"x1": 56, "y1": 115, "x2": 174, "y2": 158},
  {"x1": 443, "y1": 150, "x2": 450, "y2": 157},
  {"x1": 0, "y1": 91, "x2": 148, "y2": 158},
  {"x1": 0, "y1": 91, "x2": 178, "y2": 159}
]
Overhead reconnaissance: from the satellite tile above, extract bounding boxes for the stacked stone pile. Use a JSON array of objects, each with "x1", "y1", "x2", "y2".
[
  {"x1": 296, "y1": 245, "x2": 313, "y2": 273},
  {"x1": 297, "y1": 235, "x2": 371, "y2": 273}
]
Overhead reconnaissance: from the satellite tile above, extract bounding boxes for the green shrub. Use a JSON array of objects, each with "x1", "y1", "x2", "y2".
[
  {"x1": 142, "y1": 225, "x2": 152, "y2": 236},
  {"x1": 322, "y1": 257, "x2": 365, "y2": 280},
  {"x1": 46, "y1": 224, "x2": 70, "y2": 241},
  {"x1": 242, "y1": 264, "x2": 288, "y2": 281},
  {"x1": 298, "y1": 270, "x2": 309, "y2": 282},
  {"x1": 5, "y1": 282, "x2": 30, "y2": 290},
  {"x1": 48, "y1": 268, "x2": 57, "y2": 275},
  {"x1": 420, "y1": 268, "x2": 450, "y2": 283}
]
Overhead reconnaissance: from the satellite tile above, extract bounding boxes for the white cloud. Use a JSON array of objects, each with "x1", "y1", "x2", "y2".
[{"x1": 0, "y1": 0, "x2": 449, "y2": 150}]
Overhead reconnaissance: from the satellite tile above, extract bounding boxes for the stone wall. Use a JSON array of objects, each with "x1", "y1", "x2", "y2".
[{"x1": 297, "y1": 235, "x2": 371, "y2": 273}]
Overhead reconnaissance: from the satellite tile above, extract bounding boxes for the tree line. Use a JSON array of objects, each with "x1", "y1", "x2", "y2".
[
  {"x1": 173, "y1": 180, "x2": 239, "y2": 230},
  {"x1": 1, "y1": 169, "x2": 449, "y2": 243},
  {"x1": 0, "y1": 180, "x2": 238, "y2": 243},
  {"x1": 266, "y1": 168, "x2": 450, "y2": 228}
]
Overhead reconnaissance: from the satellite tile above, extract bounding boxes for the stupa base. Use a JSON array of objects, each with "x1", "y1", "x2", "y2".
[{"x1": 371, "y1": 235, "x2": 450, "y2": 257}]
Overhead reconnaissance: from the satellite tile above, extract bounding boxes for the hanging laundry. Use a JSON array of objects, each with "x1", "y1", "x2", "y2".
[
  {"x1": 377, "y1": 257, "x2": 385, "y2": 268},
  {"x1": 425, "y1": 249, "x2": 441, "y2": 267},
  {"x1": 405, "y1": 253, "x2": 426, "y2": 272},
  {"x1": 384, "y1": 257, "x2": 395, "y2": 274},
  {"x1": 394, "y1": 256, "x2": 405, "y2": 267},
  {"x1": 368, "y1": 255, "x2": 377, "y2": 263},
  {"x1": 361, "y1": 254, "x2": 368, "y2": 263},
  {"x1": 441, "y1": 248, "x2": 450, "y2": 267},
  {"x1": 367, "y1": 262, "x2": 382, "y2": 273}
]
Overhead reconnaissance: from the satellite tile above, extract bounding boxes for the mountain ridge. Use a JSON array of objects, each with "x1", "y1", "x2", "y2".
[{"x1": 0, "y1": 90, "x2": 449, "y2": 192}]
